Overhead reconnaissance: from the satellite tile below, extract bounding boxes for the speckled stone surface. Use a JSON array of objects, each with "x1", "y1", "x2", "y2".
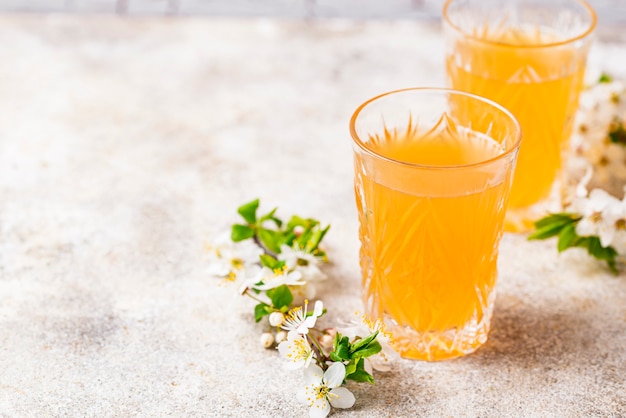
[{"x1": 0, "y1": 15, "x2": 625, "y2": 418}]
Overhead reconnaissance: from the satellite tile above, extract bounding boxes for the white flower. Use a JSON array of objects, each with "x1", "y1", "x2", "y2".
[
  {"x1": 587, "y1": 143, "x2": 626, "y2": 184},
  {"x1": 337, "y1": 313, "x2": 398, "y2": 372},
  {"x1": 207, "y1": 232, "x2": 262, "y2": 282},
  {"x1": 602, "y1": 196, "x2": 626, "y2": 253},
  {"x1": 278, "y1": 244, "x2": 328, "y2": 282},
  {"x1": 572, "y1": 79, "x2": 626, "y2": 187},
  {"x1": 574, "y1": 188, "x2": 621, "y2": 246},
  {"x1": 297, "y1": 363, "x2": 355, "y2": 418},
  {"x1": 282, "y1": 300, "x2": 324, "y2": 335},
  {"x1": 277, "y1": 331, "x2": 314, "y2": 370},
  {"x1": 245, "y1": 266, "x2": 305, "y2": 291}
]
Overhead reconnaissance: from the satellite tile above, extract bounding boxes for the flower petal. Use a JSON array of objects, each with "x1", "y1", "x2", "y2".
[
  {"x1": 296, "y1": 323, "x2": 311, "y2": 334},
  {"x1": 309, "y1": 398, "x2": 331, "y2": 418},
  {"x1": 313, "y1": 300, "x2": 324, "y2": 317},
  {"x1": 285, "y1": 360, "x2": 305, "y2": 370},
  {"x1": 302, "y1": 315, "x2": 317, "y2": 330},
  {"x1": 328, "y1": 387, "x2": 356, "y2": 409},
  {"x1": 599, "y1": 225, "x2": 616, "y2": 247},
  {"x1": 576, "y1": 219, "x2": 597, "y2": 237},
  {"x1": 589, "y1": 188, "x2": 614, "y2": 205},
  {"x1": 277, "y1": 341, "x2": 290, "y2": 357},
  {"x1": 303, "y1": 351, "x2": 314, "y2": 368},
  {"x1": 278, "y1": 337, "x2": 308, "y2": 370},
  {"x1": 297, "y1": 388, "x2": 309, "y2": 405},
  {"x1": 323, "y1": 362, "x2": 346, "y2": 389},
  {"x1": 207, "y1": 263, "x2": 229, "y2": 277},
  {"x1": 303, "y1": 364, "x2": 324, "y2": 385}
]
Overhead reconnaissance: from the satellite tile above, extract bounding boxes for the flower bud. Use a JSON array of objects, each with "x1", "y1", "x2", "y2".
[
  {"x1": 319, "y1": 334, "x2": 334, "y2": 352},
  {"x1": 324, "y1": 328, "x2": 337, "y2": 338},
  {"x1": 268, "y1": 312, "x2": 285, "y2": 327},
  {"x1": 275, "y1": 331, "x2": 288, "y2": 344},
  {"x1": 260, "y1": 332, "x2": 274, "y2": 348}
]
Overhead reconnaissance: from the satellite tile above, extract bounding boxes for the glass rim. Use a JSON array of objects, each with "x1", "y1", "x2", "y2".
[
  {"x1": 442, "y1": 0, "x2": 597, "y2": 50},
  {"x1": 349, "y1": 87, "x2": 523, "y2": 170}
]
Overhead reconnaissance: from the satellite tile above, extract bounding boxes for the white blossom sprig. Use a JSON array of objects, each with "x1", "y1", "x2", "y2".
[
  {"x1": 208, "y1": 199, "x2": 392, "y2": 417},
  {"x1": 571, "y1": 73, "x2": 626, "y2": 185},
  {"x1": 531, "y1": 73, "x2": 626, "y2": 273}
]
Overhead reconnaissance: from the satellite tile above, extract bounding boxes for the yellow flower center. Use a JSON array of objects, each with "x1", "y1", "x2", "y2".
[
  {"x1": 286, "y1": 337, "x2": 310, "y2": 362},
  {"x1": 286, "y1": 306, "x2": 302, "y2": 322},
  {"x1": 590, "y1": 211, "x2": 603, "y2": 223},
  {"x1": 273, "y1": 265, "x2": 288, "y2": 276},
  {"x1": 315, "y1": 385, "x2": 331, "y2": 400},
  {"x1": 598, "y1": 155, "x2": 610, "y2": 167},
  {"x1": 230, "y1": 257, "x2": 244, "y2": 270}
]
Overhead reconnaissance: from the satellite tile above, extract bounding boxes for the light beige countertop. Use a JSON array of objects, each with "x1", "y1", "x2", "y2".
[{"x1": 0, "y1": 15, "x2": 625, "y2": 417}]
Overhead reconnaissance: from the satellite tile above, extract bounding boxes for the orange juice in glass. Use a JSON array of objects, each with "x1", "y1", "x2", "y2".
[
  {"x1": 443, "y1": 0, "x2": 596, "y2": 231},
  {"x1": 350, "y1": 88, "x2": 521, "y2": 361}
]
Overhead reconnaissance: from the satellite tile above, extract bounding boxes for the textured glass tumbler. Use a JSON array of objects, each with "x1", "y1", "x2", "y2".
[
  {"x1": 350, "y1": 88, "x2": 521, "y2": 361},
  {"x1": 444, "y1": 0, "x2": 596, "y2": 231}
]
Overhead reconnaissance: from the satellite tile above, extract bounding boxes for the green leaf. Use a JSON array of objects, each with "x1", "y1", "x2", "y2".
[
  {"x1": 345, "y1": 358, "x2": 374, "y2": 384},
  {"x1": 283, "y1": 231, "x2": 297, "y2": 247},
  {"x1": 259, "y1": 208, "x2": 283, "y2": 228},
  {"x1": 345, "y1": 358, "x2": 359, "y2": 377},
  {"x1": 287, "y1": 215, "x2": 317, "y2": 230},
  {"x1": 557, "y1": 223, "x2": 577, "y2": 252},
  {"x1": 259, "y1": 254, "x2": 284, "y2": 269},
  {"x1": 329, "y1": 352, "x2": 343, "y2": 362},
  {"x1": 528, "y1": 223, "x2": 566, "y2": 240},
  {"x1": 254, "y1": 303, "x2": 271, "y2": 322},
  {"x1": 583, "y1": 237, "x2": 618, "y2": 274},
  {"x1": 567, "y1": 236, "x2": 619, "y2": 274},
  {"x1": 349, "y1": 331, "x2": 379, "y2": 353},
  {"x1": 528, "y1": 213, "x2": 579, "y2": 241},
  {"x1": 330, "y1": 335, "x2": 351, "y2": 361},
  {"x1": 266, "y1": 285, "x2": 293, "y2": 310},
  {"x1": 238, "y1": 199, "x2": 260, "y2": 224},
  {"x1": 296, "y1": 228, "x2": 314, "y2": 249},
  {"x1": 347, "y1": 368, "x2": 375, "y2": 384},
  {"x1": 352, "y1": 340, "x2": 382, "y2": 358},
  {"x1": 306, "y1": 225, "x2": 330, "y2": 253},
  {"x1": 231, "y1": 224, "x2": 255, "y2": 242},
  {"x1": 534, "y1": 213, "x2": 578, "y2": 229},
  {"x1": 258, "y1": 228, "x2": 283, "y2": 254},
  {"x1": 530, "y1": 212, "x2": 619, "y2": 273}
]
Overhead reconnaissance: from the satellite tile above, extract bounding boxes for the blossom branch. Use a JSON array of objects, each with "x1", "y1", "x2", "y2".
[{"x1": 208, "y1": 199, "x2": 391, "y2": 418}]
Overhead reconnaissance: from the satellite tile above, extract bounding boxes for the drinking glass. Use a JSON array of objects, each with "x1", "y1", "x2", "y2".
[
  {"x1": 350, "y1": 88, "x2": 521, "y2": 361},
  {"x1": 443, "y1": 0, "x2": 596, "y2": 231}
]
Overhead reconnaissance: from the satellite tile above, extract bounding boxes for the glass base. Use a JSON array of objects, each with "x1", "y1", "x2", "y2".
[{"x1": 383, "y1": 292, "x2": 495, "y2": 362}]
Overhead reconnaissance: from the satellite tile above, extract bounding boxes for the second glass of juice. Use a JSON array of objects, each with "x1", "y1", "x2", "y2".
[
  {"x1": 443, "y1": 0, "x2": 596, "y2": 231},
  {"x1": 350, "y1": 88, "x2": 521, "y2": 361}
]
